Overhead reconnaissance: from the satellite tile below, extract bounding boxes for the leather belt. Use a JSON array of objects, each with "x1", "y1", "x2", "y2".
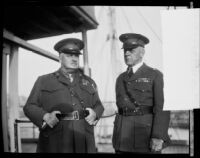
[
  {"x1": 57, "y1": 110, "x2": 89, "y2": 121},
  {"x1": 41, "y1": 110, "x2": 89, "y2": 129},
  {"x1": 118, "y1": 106, "x2": 153, "y2": 116}
]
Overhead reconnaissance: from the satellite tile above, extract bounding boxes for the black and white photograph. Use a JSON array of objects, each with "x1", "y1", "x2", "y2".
[{"x1": 2, "y1": 1, "x2": 200, "y2": 157}]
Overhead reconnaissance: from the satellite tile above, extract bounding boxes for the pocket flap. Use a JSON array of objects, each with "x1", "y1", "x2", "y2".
[
  {"x1": 80, "y1": 85, "x2": 96, "y2": 94},
  {"x1": 41, "y1": 85, "x2": 65, "y2": 92}
]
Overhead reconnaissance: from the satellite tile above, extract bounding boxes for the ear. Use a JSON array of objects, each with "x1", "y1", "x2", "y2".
[
  {"x1": 139, "y1": 47, "x2": 145, "y2": 57},
  {"x1": 58, "y1": 53, "x2": 62, "y2": 63}
]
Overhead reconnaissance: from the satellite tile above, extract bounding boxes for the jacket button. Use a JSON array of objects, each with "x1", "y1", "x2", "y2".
[{"x1": 72, "y1": 103, "x2": 76, "y2": 106}]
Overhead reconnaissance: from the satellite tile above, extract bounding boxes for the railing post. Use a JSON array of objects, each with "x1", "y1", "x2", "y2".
[{"x1": 14, "y1": 120, "x2": 18, "y2": 152}]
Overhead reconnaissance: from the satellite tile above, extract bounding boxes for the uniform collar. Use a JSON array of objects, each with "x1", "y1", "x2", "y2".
[
  {"x1": 124, "y1": 62, "x2": 147, "y2": 81},
  {"x1": 54, "y1": 68, "x2": 84, "y2": 86},
  {"x1": 132, "y1": 61, "x2": 144, "y2": 73}
]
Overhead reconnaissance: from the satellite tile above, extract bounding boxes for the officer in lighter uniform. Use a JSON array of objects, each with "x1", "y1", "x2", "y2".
[
  {"x1": 23, "y1": 38, "x2": 104, "y2": 153},
  {"x1": 112, "y1": 33, "x2": 171, "y2": 153}
]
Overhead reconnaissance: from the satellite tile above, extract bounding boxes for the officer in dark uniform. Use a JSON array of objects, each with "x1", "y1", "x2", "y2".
[
  {"x1": 112, "y1": 33, "x2": 170, "y2": 153},
  {"x1": 23, "y1": 38, "x2": 104, "y2": 153}
]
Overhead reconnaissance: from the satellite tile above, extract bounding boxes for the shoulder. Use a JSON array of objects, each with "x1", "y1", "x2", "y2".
[
  {"x1": 39, "y1": 73, "x2": 54, "y2": 79},
  {"x1": 36, "y1": 72, "x2": 56, "y2": 85},
  {"x1": 116, "y1": 72, "x2": 126, "y2": 81},
  {"x1": 144, "y1": 64, "x2": 163, "y2": 78},
  {"x1": 81, "y1": 74, "x2": 96, "y2": 85},
  {"x1": 79, "y1": 73, "x2": 99, "y2": 92}
]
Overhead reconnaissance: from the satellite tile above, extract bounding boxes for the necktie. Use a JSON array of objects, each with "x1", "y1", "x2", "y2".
[
  {"x1": 127, "y1": 67, "x2": 133, "y2": 78},
  {"x1": 62, "y1": 71, "x2": 74, "y2": 82}
]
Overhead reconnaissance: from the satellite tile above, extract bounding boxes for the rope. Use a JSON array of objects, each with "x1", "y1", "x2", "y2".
[
  {"x1": 100, "y1": 112, "x2": 117, "y2": 119},
  {"x1": 135, "y1": 7, "x2": 162, "y2": 43},
  {"x1": 119, "y1": 7, "x2": 134, "y2": 32}
]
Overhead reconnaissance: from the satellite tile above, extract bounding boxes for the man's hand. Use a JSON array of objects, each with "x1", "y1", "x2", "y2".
[
  {"x1": 43, "y1": 111, "x2": 61, "y2": 128},
  {"x1": 150, "y1": 138, "x2": 164, "y2": 152},
  {"x1": 85, "y1": 108, "x2": 97, "y2": 126}
]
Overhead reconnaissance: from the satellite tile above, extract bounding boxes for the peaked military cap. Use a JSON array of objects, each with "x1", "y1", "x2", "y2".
[
  {"x1": 119, "y1": 33, "x2": 149, "y2": 49},
  {"x1": 54, "y1": 38, "x2": 84, "y2": 55}
]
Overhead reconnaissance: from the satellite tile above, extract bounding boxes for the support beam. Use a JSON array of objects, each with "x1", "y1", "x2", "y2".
[
  {"x1": 2, "y1": 43, "x2": 10, "y2": 152},
  {"x1": 8, "y1": 44, "x2": 21, "y2": 152},
  {"x1": 70, "y1": 6, "x2": 98, "y2": 29},
  {"x1": 3, "y1": 30, "x2": 59, "y2": 62},
  {"x1": 37, "y1": 7, "x2": 74, "y2": 32}
]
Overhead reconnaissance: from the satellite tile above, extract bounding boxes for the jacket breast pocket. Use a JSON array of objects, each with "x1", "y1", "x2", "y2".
[
  {"x1": 41, "y1": 85, "x2": 65, "y2": 93},
  {"x1": 133, "y1": 83, "x2": 152, "y2": 93},
  {"x1": 41, "y1": 86, "x2": 66, "y2": 111},
  {"x1": 134, "y1": 122, "x2": 151, "y2": 149}
]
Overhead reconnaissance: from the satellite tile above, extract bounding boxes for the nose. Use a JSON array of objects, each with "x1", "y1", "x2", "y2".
[{"x1": 124, "y1": 50, "x2": 131, "y2": 56}]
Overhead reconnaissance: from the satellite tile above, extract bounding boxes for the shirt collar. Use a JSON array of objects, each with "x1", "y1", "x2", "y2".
[{"x1": 132, "y1": 61, "x2": 144, "y2": 73}]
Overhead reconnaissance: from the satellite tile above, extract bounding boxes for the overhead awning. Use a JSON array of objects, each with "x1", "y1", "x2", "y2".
[{"x1": 3, "y1": 6, "x2": 98, "y2": 40}]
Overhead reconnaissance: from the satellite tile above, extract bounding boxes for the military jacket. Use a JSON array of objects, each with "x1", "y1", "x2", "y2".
[
  {"x1": 23, "y1": 69, "x2": 104, "y2": 153},
  {"x1": 112, "y1": 63, "x2": 170, "y2": 152}
]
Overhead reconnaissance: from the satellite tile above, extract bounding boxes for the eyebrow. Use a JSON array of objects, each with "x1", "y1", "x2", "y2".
[{"x1": 65, "y1": 54, "x2": 79, "y2": 57}]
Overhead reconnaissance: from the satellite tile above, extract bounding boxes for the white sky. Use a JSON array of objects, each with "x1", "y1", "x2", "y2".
[{"x1": 18, "y1": 6, "x2": 187, "y2": 101}]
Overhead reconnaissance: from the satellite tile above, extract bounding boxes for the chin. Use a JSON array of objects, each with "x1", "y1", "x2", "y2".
[
  {"x1": 126, "y1": 62, "x2": 133, "y2": 66},
  {"x1": 69, "y1": 65, "x2": 78, "y2": 69},
  {"x1": 70, "y1": 67, "x2": 78, "y2": 69}
]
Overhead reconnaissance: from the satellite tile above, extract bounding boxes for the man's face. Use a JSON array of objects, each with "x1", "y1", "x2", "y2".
[
  {"x1": 124, "y1": 46, "x2": 144, "y2": 66},
  {"x1": 59, "y1": 53, "x2": 79, "y2": 69}
]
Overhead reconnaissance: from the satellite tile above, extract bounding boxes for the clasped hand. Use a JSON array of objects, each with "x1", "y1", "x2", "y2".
[
  {"x1": 43, "y1": 111, "x2": 61, "y2": 128},
  {"x1": 85, "y1": 108, "x2": 98, "y2": 126},
  {"x1": 150, "y1": 138, "x2": 164, "y2": 152}
]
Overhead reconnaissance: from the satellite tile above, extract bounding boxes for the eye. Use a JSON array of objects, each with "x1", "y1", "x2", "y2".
[
  {"x1": 74, "y1": 54, "x2": 79, "y2": 57},
  {"x1": 124, "y1": 49, "x2": 132, "y2": 53},
  {"x1": 65, "y1": 54, "x2": 71, "y2": 57}
]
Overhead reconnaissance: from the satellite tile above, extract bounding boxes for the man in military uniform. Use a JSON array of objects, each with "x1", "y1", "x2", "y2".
[
  {"x1": 23, "y1": 38, "x2": 104, "y2": 153},
  {"x1": 112, "y1": 33, "x2": 170, "y2": 153}
]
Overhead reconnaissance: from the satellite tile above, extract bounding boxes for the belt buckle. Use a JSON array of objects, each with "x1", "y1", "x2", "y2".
[
  {"x1": 73, "y1": 111, "x2": 79, "y2": 120},
  {"x1": 134, "y1": 107, "x2": 143, "y2": 115},
  {"x1": 123, "y1": 107, "x2": 128, "y2": 116}
]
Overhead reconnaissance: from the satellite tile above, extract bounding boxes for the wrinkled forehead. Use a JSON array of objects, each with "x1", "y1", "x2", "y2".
[{"x1": 59, "y1": 52, "x2": 79, "y2": 57}]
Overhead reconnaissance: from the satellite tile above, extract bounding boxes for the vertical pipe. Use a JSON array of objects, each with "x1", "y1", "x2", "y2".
[
  {"x1": 189, "y1": 2, "x2": 194, "y2": 156},
  {"x1": 82, "y1": 28, "x2": 90, "y2": 76}
]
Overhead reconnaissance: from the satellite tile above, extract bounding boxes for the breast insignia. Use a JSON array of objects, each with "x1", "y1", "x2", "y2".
[{"x1": 136, "y1": 78, "x2": 151, "y2": 83}]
